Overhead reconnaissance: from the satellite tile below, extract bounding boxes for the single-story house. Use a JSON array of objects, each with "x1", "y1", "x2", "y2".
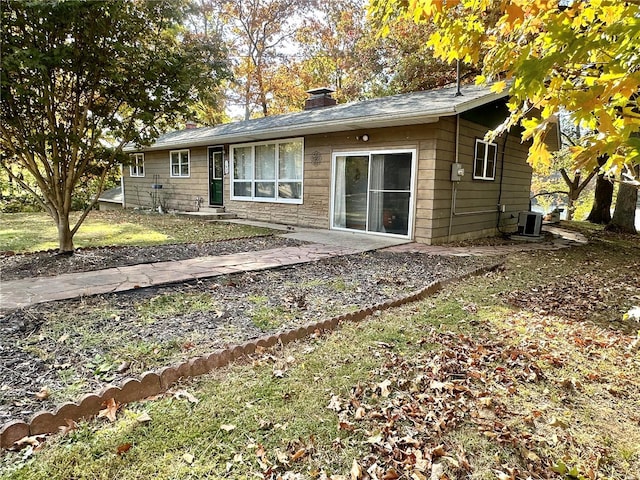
[{"x1": 122, "y1": 83, "x2": 559, "y2": 244}]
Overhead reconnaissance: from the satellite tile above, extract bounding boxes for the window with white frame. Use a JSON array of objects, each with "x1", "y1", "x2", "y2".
[
  {"x1": 231, "y1": 139, "x2": 303, "y2": 203},
  {"x1": 129, "y1": 153, "x2": 144, "y2": 177},
  {"x1": 473, "y1": 139, "x2": 497, "y2": 180},
  {"x1": 170, "y1": 150, "x2": 190, "y2": 177}
]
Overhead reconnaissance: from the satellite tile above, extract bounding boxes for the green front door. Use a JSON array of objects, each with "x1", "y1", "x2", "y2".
[{"x1": 208, "y1": 147, "x2": 224, "y2": 206}]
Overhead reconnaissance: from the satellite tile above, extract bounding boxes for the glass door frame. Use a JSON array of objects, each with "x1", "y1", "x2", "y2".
[{"x1": 330, "y1": 148, "x2": 417, "y2": 239}]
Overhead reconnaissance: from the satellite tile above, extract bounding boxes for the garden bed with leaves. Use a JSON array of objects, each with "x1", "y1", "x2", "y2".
[{"x1": 0, "y1": 249, "x2": 496, "y2": 424}]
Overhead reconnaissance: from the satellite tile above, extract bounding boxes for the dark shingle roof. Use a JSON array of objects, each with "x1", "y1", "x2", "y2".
[{"x1": 129, "y1": 83, "x2": 506, "y2": 152}]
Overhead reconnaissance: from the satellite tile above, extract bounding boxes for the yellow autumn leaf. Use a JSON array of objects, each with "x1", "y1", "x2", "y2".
[
  {"x1": 529, "y1": 136, "x2": 553, "y2": 170},
  {"x1": 490, "y1": 80, "x2": 507, "y2": 93}
]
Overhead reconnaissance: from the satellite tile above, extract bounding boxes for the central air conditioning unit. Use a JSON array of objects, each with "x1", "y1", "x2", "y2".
[{"x1": 517, "y1": 211, "x2": 543, "y2": 236}]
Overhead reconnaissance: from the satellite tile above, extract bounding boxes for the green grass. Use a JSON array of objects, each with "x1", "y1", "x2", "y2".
[
  {"x1": 135, "y1": 292, "x2": 219, "y2": 324},
  {"x1": 248, "y1": 295, "x2": 294, "y2": 331},
  {"x1": 2, "y1": 227, "x2": 639, "y2": 479},
  {"x1": 0, "y1": 210, "x2": 274, "y2": 252}
]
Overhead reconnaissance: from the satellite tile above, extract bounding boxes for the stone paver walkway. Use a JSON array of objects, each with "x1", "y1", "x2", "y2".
[
  {"x1": 0, "y1": 225, "x2": 586, "y2": 313},
  {"x1": 0, "y1": 243, "x2": 365, "y2": 313}
]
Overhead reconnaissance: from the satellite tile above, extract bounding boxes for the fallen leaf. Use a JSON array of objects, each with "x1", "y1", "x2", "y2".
[
  {"x1": 382, "y1": 468, "x2": 400, "y2": 479},
  {"x1": 98, "y1": 398, "x2": 120, "y2": 422},
  {"x1": 13, "y1": 434, "x2": 46, "y2": 450},
  {"x1": 58, "y1": 418, "x2": 77, "y2": 435},
  {"x1": 431, "y1": 444, "x2": 446, "y2": 457},
  {"x1": 183, "y1": 453, "x2": 195, "y2": 464},
  {"x1": 136, "y1": 412, "x2": 152, "y2": 424},
  {"x1": 35, "y1": 387, "x2": 50, "y2": 400},
  {"x1": 523, "y1": 449, "x2": 540, "y2": 462},
  {"x1": 377, "y1": 379, "x2": 392, "y2": 397},
  {"x1": 275, "y1": 448, "x2": 289, "y2": 465},
  {"x1": 327, "y1": 395, "x2": 342, "y2": 412},
  {"x1": 339, "y1": 420, "x2": 355, "y2": 431},
  {"x1": 116, "y1": 443, "x2": 132, "y2": 455},
  {"x1": 350, "y1": 459, "x2": 362, "y2": 480},
  {"x1": 548, "y1": 417, "x2": 568, "y2": 428},
  {"x1": 117, "y1": 361, "x2": 131, "y2": 374},
  {"x1": 220, "y1": 424, "x2": 236, "y2": 432},
  {"x1": 173, "y1": 390, "x2": 199, "y2": 404},
  {"x1": 430, "y1": 462, "x2": 445, "y2": 480},
  {"x1": 291, "y1": 448, "x2": 306, "y2": 461},
  {"x1": 494, "y1": 470, "x2": 514, "y2": 480}
]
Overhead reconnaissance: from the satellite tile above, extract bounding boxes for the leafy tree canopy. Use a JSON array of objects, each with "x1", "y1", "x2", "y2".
[
  {"x1": 1, "y1": 0, "x2": 228, "y2": 252},
  {"x1": 369, "y1": 0, "x2": 640, "y2": 176}
]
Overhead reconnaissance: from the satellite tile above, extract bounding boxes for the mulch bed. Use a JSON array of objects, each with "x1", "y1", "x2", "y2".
[{"x1": 0, "y1": 239, "x2": 498, "y2": 424}]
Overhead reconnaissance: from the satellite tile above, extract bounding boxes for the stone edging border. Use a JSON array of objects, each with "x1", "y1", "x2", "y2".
[{"x1": 0, "y1": 261, "x2": 503, "y2": 449}]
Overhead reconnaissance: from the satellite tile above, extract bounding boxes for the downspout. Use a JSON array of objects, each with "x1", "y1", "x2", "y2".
[
  {"x1": 120, "y1": 164, "x2": 125, "y2": 209},
  {"x1": 447, "y1": 115, "x2": 460, "y2": 241},
  {"x1": 496, "y1": 132, "x2": 509, "y2": 234}
]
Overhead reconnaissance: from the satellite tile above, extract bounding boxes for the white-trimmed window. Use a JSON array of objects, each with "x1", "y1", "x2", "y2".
[
  {"x1": 473, "y1": 139, "x2": 497, "y2": 180},
  {"x1": 129, "y1": 153, "x2": 144, "y2": 177},
  {"x1": 170, "y1": 150, "x2": 190, "y2": 177},
  {"x1": 231, "y1": 139, "x2": 303, "y2": 203}
]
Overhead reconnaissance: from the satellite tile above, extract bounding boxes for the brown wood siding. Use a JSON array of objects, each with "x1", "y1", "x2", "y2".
[
  {"x1": 225, "y1": 125, "x2": 437, "y2": 230},
  {"x1": 425, "y1": 117, "x2": 533, "y2": 244},
  {"x1": 123, "y1": 147, "x2": 209, "y2": 211},
  {"x1": 122, "y1": 113, "x2": 532, "y2": 244}
]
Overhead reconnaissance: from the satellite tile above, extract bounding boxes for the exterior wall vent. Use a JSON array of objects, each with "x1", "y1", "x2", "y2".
[
  {"x1": 304, "y1": 87, "x2": 337, "y2": 110},
  {"x1": 517, "y1": 211, "x2": 543, "y2": 236}
]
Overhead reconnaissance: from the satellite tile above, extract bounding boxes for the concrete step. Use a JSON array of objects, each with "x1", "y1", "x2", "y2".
[
  {"x1": 177, "y1": 209, "x2": 237, "y2": 221},
  {"x1": 198, "y1": 207, "x2": 225, "y2": 214}
]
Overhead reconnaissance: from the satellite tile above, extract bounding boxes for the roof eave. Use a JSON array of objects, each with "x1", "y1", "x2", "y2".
[
  {"x1": 125, "y1": 87, "x2": 509, "y2": 153},
  {"x1": 127, "y1": 112, "x2": 442, "y2": 152}
]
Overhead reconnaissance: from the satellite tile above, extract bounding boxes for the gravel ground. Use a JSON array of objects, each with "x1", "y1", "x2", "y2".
[{"x1": 0, "y1": 244, "x2": 499, "y2": 424}]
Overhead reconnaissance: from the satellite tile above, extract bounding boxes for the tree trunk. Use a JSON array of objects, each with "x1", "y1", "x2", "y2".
[
  {"x1": 586, "y1": 174, "x2": 614, "y2": 224},
  {"x1": 57, "y1": 213, "x2": 75, "y2": 253},
  {"x1": 606, "y1": 175, "x2": 638, "y2": 234},
  {"x1": 566, "y1": 196, "x2": 574, "y2": 221}
]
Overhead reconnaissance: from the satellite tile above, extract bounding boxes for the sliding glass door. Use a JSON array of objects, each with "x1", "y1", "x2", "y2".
[{"x1": 332, "y1": 150, "x2": 414, "y2": 237}]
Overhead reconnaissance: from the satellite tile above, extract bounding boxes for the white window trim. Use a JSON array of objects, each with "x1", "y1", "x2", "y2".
[
  {"x1": 230, "y1": 138, "x2": 304, "y2": 204},
  {"x1": 129, "y1": 153, "x2": 145, "y2": 177},
  {"x1": 170, "y1": 149, "x2": 190, "y2": 178},
  {"x1": 473, "y1": 139, "x2": 497, "y2": 181}
]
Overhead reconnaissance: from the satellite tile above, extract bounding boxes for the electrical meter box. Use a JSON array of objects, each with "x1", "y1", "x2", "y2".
[{"x1": 451, "y1": 163, "x2": 465, "y2": 181}]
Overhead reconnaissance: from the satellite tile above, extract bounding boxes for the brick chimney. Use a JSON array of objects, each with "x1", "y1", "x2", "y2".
[{"x1": 304, "y1": 87, "x2": 337, "y2": 110}]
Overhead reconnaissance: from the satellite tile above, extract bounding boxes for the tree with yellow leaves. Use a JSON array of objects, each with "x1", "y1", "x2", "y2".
[{"x1": 370, "y1": 0, "x2": 639, "y2": 231}]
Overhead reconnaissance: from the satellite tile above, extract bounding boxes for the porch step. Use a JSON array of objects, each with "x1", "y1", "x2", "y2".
[
  {"x1": 177, "y1": 207, "x2": 237, "y2": 221},
  {"x1": 198, "y1": 207, "x2": 226, "y2": 214}
]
